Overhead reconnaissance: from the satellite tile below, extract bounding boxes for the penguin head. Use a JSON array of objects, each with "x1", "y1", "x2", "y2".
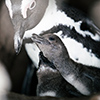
[
  {"x1": 5, "y1": 0, "x2": 49, "y2": 53},
  {"x1": 32, "y1": 33, "x2": 69, "y2": 62}
]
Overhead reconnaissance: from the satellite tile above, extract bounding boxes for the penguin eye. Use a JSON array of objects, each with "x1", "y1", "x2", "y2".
[
  {"x1": 29, "y1": 1, "x2": 36, "y2": 10},
  {"x1": 49, "y1": 37, "x2": 55, "y2": 41}
]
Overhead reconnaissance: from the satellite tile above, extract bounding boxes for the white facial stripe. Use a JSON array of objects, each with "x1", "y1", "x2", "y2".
[
  {"x1": 40, "y1": 91, "x2": 56, "y2": 97},
  {"x1": 65, "y1": 74, "x2": 90, "y2": 95},
  {"x1": 55, "y1": 31, "x2": 100, "y2": 68},
  {"x1": 21, "y1": 0, "x2": 36, "y2": 18},
  {"x1": 5, "y1": 0, "x2": 13, "y2": 18}
]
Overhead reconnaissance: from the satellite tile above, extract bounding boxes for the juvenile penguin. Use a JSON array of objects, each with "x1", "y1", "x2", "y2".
[
  {"x1": 5, "y1": 0, "x2": 100, "y2": 69},
  {"x1": 36, "y1": 51, "x2": 83, "y2": 97},
  {"x1": 32, "y1": 33, "x2": 100, "y2": 96}
]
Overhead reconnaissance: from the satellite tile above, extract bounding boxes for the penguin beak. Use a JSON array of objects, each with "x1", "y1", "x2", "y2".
[
  {"x1": 13, "y1": 25, "x2": 24, "y2": 53},
  {"x1": 14, "y1": 32, "x2": 23, "y2": 53},
  {"x1": 32, "y1": 34, "x2": 50, "y2": 45}
]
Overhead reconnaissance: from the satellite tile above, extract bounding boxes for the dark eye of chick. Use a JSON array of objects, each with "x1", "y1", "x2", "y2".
[{"x1": 49, "y1": 37, "x2": 55, "y2": 41}]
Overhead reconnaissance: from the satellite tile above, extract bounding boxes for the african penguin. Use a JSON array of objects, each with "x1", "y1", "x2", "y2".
[
  {"x1": 32, "y1": 33, "x2": 100, "y2": 96},
  {"x1": 5, "y1": 0, "x2": 100, "y2": 69},
  {"x1": 36, "y1": 51, "x2": 83, "y2": 97}
]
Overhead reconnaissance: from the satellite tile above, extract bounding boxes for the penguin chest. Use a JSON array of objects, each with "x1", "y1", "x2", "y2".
[
  {"x1": 36, "y1": 65, "x2": 59, "y2": 97},
  {"x1": 25, "y1": 43, "x2": 40, "y2": 68},
  {"x1": 37, "y1": 65, "x2": 58, "y2": 81}
]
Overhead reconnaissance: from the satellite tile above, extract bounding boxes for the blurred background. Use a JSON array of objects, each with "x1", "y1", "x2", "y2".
[{"x1": 0, "y1": 0, "x2": 100, "y2": 95}]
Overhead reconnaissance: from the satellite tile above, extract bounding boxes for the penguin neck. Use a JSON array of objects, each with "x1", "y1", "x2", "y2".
[{"x1": 53, "y1": 51, "x2": 75, "y2": 75}]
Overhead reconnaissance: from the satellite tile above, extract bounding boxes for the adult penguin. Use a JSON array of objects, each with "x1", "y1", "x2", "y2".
[{"x1": 5, "y1": 0, "x2": 100, "y2": 69}]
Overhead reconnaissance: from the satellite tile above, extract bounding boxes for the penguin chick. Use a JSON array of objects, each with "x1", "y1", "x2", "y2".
[
  {"x1": 32, "y1": 33, "x2": 100, "y2": 96},
  {"x1": 37, "y1": 51, "x2": 83, "y2": 97}
]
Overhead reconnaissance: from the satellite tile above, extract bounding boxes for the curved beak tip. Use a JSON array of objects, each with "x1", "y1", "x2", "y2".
[
  {"x1": 14, "y1": 35, "x2": 23, "y2": 54},
  {"x1": 15, "y1": 45, "x2": 22, "y2": 54},
  {"x1": 14, "y1": 41, "x2": 22, "y2": 54}
]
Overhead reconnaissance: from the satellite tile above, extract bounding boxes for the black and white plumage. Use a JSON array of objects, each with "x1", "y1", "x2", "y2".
[
  {"x1": 37, "y1": 51, "x2": 83, "y2": 97},
  {"x1": 32, "y1": 33, "x2": 100, "y2": 96},
  {"x1": 5, "y1": 0, "x2": 100, "y2": 69}
]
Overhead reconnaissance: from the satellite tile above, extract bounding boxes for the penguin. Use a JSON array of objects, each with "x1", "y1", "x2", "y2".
[
  {"x1": 5, "y1": 0, "x2": 100, "y2": 69},
  {"x1": 32, "y1": 33, "x2": 100, "y2": 96},
  {"x1": 36, "y1": 51, "x2": 83, "y2": 97}
]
